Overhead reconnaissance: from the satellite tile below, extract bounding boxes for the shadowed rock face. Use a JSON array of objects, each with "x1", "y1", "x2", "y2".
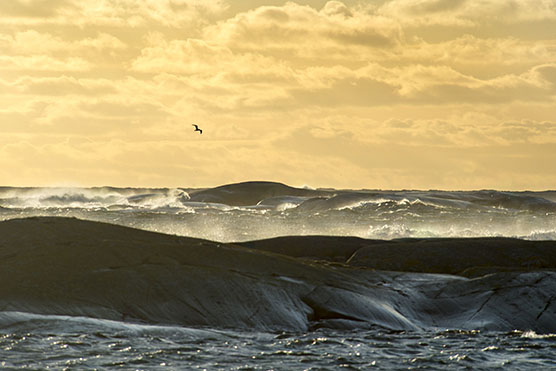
[
  {"x1": 0, "y1": 217, "x2": 555, "y2": 333},
  {"x1": 239, "y1": 236, "x2": 556, "y2": 277},
  {"x1": 239, "y1": 236, "x2": 379, "y2": 262}
]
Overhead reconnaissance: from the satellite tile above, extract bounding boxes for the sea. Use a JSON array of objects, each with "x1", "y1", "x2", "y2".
[{"x1": 1, "y1": 183, "x2": 555, "y2": 369}]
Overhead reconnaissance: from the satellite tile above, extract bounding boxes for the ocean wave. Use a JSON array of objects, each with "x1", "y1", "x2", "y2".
[
  {"x1": 523, "y1": 231, "x2": 556, "y2": 240},
  {"x1": 256, "y1": 196, "x2": 309, "y2": 211},
  {"x1": 188, "y1": 181, "x2": 329, "y2": 207},
  {"x1": 518, "y1": 330, "x2": 556, "y2": 339},
  {"x1": 1, "y1": 182, "x2": 555, "y2": 213},
  {"x1": 0, "y1": 187, "x2": 192, "y2": 210},
  {"x1": 1, "y1": 182, "x2": 555, "y2": 242},
  {"x1": 366, "y1": 224, "x2": 418, "y2": 239}
]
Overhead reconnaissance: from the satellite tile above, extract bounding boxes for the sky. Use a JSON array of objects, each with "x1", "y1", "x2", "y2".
[{"x1": 1, "y1": 0, "x2": 555, "y2": 190}]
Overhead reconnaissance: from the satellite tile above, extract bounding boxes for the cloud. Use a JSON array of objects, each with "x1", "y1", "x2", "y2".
[
  {"x1": 0, "y1": 30, "x2": 126, "y2": 54},
  {"x1": 0, "y1": 55, "x2": 90, "y2": 71},
  {"x1": 0, "y1": 0, "x2": 555, "y2": 189},
  {"x1": 130, "y1": 34, "x2": 556, "y2": 111},
  {"x1": 379, "y1": 0, "x2": 556, "y2": 26},
  {"x1": 28, "y1": 96, "x2": 170, "y2": 134},
  {"x1": 0, "y1": 0, "x2": 72, "y2": 19},
  {"x1": 130, "y1": 40, "x2": 298, "y2": 110},
  {"x1": 386, "y1": 36, "x2": 556, "y2": 72},
  {"x1": 127, "y1": 1, "x2": 554, "y2": 112},
  {"x1": 270, "y1": 119, "x2": 556, "y2": 189},
  {"x1": 132, "y1": 38, "x2": 276, "y2": 76},
  {"x1": 205, "y1": 2, "x2": 401, "y2": 56},
  {"x1": 284, "y1": 62, "x2": 556, "y2": 109},
  {"x1": 528, "y1": 64, "x2": 556, "y2": 87},
  {"x1": 375, "y1": 118, "x2": 556, "y2": 146},
  {"x1": 0, "y1": 0, "x2": 227, "y2": 27},
  {"x1": 0, "y1": 76, "x2": 117, "y2": 96},
  {"x1": 0, "y1": 30, "x2": 129, "y2": 76},
  {"x1": 75, "y1": 0, "x2": 227, "y2": 28},
  {"x1": 392, "y1": 64, "x2": 556, "y2": 104}
]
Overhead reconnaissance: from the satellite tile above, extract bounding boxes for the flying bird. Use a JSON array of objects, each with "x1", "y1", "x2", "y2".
[{"x1": 192, "y1": 124, "x2": 202, "y2": 134}]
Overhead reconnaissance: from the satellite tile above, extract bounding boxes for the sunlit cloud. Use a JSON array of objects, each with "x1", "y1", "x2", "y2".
[
  {"x1": 0, "y1": 0, "x2": 227, "y2": 27},
  {"x1": 205, "y1": 2, "x2": 401, "y2": 51},
  {"x1": 0, "y1": 76, "x2": 117, "y2": 96},
  {"x1": 379, "y1": 0, "x2": 556, "y2": 26},
  {"x1": 0, "y1": 0, "x2": 555, "y2": 189},
  {"x1": 0, "y1": 55, "x2": 90, "y2": 71},
  {"x1": 0, "y1": 30, "x2": 126, "y2": 54}
]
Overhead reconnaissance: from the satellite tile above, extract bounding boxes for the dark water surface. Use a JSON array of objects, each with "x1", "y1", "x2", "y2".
[
  {"x1": 1, "y1": 315, "x2": 555, "y2": 370},
  {"x1": 1, "y1": 183, "x2": 555, "y2": 369}
]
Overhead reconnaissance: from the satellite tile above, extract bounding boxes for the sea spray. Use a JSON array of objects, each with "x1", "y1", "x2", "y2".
[{"x1": 1, "y1": 182, "x2": 554, "y2": 242}]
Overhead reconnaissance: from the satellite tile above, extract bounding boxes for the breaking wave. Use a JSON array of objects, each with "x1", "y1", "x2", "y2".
[
  {"x1": 1, "y1": 183, "x2": 555, "y2": 368},
  {"x1": 0, "y1": 181, "x2": 555, "y2": 242}
]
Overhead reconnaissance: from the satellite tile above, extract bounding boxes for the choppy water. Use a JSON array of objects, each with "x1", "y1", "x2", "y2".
[
  {"x1": 1, "y1": 182, "x2": 555, "y2": 369},
  {"x1": 1, "y1": 183, "x2": 555, "y2": 242},
  {"x1": 1, "y1": 314, "x2": 555, "y2": 370}
]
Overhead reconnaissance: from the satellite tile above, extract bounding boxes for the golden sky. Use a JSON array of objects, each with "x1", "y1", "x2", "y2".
[{"x1": 1, "y1": 0, "x2": 555, "y2": 189}]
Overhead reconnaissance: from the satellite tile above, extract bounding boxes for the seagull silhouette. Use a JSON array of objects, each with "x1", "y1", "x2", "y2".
[{"x1": 192, "y1": 124, "x2": 202, "y2": 134}]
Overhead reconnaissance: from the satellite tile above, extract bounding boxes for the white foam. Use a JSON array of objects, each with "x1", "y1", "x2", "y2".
[
  {"x1": 0, "y1": 311, "x2": 227, "y2": 337},
  {"x1": 520, "y1": 330, "x2": 556, "y2": 339},
  {"x1": 277, "y1": 276, "x2": 305, "y2": 284},
  {"x1": 1, "y1": 186, "x2": 555, "y2": 242}
]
